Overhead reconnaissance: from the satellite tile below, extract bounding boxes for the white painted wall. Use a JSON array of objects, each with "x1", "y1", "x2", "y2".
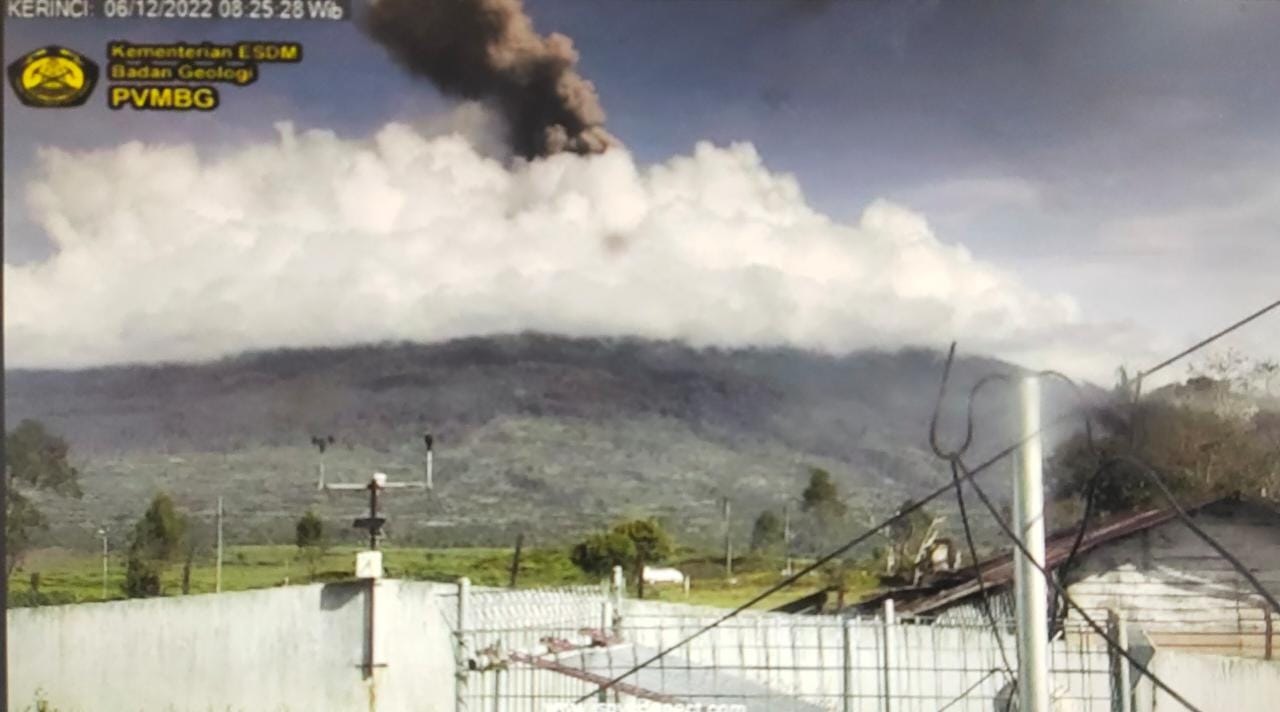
[
  {"x1": 7, "y1": 580, "x2": 457, "y2": 712},
  {"x1": 1144, "y1": 649, "x2": 1280, "y2": 712},
  {"x1": 1066, "y1": 502, "x2": 1280, "y2": 658}
]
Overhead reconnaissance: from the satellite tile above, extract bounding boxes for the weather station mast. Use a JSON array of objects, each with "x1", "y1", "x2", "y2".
[
  {"x1": 314, "y1": 432, "x2": 436, "y2": 678},
  {"x1": 316, "y1": 431, "x2": 436, "y2": 577}
]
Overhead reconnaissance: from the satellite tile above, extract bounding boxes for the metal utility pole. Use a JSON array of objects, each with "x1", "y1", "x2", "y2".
[
  {"x1": 508, "y1": 532, "x2": 524, "y2": 589},
  {"x1": 215, "y1": 496, "x2": 224, "y2": 593},
  {"x1": 97, "y1": 528, "x2": 109, "y2": 600},
  {"x1": 783, "y1": 503, "x2": 793, "y2": 576},
  {"x1": 423, "y1": 432, "x2": 435, "y2": 490},
  {"x1": 722, "y1": 497, "x2": 733, "y2": 578},
  {"x1": 311, "y1": 434, "x2": 334, "y2": 490},
  {"x1": 1014, "y1": 375, "x2": 1050, "y2": 712}
]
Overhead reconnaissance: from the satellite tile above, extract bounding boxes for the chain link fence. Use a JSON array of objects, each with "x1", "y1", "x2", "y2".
[{"x1": 440, "y1": 584, "x2": 1117, "y2": 712}]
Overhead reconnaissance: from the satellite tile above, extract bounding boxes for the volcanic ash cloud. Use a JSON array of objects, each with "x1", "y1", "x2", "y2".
[{"x1": 365, "y1": 0, "x2": 618, "y2": 158}]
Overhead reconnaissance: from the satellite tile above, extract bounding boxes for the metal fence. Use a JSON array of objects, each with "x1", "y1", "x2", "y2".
[{"x1": 440, "y1": 583, "x2": 1118, "y2": 712}]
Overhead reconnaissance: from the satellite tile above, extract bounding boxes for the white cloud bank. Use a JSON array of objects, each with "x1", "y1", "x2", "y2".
[{"x1": 4, "y1": 112, "x2": 1151, "y2": 379}]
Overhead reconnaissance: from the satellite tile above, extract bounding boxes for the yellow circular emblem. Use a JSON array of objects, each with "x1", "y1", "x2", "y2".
[
  {"x1": 7, "y1": 46, "x2": 99, "y2": 108},
  {"x1": 21, "y1": 56, "x2": 86, "y2": 101}
]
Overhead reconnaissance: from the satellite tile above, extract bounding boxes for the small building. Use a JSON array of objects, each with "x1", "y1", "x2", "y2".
[
  {"x1": 641, "y1": 565, "x2": 686, "y2": 586},
  {"x1": 846, "y1": 495, "x2": 1280, "y2": 659}
]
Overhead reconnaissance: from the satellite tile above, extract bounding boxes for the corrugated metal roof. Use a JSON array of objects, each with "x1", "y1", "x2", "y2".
[{"x1": 886, "y1": 495, "x2": 1239, "y2": 617}]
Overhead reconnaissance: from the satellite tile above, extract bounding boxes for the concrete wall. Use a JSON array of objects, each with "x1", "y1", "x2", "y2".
[
  {"x1": 1144, "y1": 649, "x2": 1280, "y2": 712},
  {"x1": 8, "y1": 580, "x2": 457, "y2": 712}
]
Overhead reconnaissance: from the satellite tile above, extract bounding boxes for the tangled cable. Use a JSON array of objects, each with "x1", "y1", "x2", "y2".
[{"x1": 573, "y1": 297, "x2": 1277, "y2": 708}]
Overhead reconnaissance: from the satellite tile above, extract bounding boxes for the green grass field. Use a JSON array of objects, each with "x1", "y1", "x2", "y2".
[{"x1": 7, "y1": 546, "x2": 872, "y2": 611}]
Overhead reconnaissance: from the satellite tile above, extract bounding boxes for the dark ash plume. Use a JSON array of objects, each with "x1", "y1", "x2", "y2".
[{"x1": 366, "y1": 0, "x2": 619, "y2": 158}]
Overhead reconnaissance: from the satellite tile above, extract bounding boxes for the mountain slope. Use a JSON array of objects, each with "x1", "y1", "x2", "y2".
[{"x1": 6, "y1": 334, "x2": 1084, "y2": 550}]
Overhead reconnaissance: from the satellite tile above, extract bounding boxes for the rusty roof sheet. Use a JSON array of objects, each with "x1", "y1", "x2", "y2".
[{"x1": 893, "y1": 496, "x2": 1232, "y2": 617}]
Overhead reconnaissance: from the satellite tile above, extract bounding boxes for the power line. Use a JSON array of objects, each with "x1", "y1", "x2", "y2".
[
  {"x1": 573, "y1": 411, "x2": 1072, "y2": 703},
  {"x1": 927, "y1": 346, "x2": 1017, "y2": 696},
  {"x1": 934, "y1": 668, "x2": 1002, "y2": 712},
  {"x1": 929, "y1": 295, "x2": 1280, "y2": 712},
  {"x1": 1137, "y1": 297, "x2": 1280, "y2": 384},
  {"x1": 959, "y1": 468, "x2": 1204, "y2": 712},
  {"x1": 577, "y1": 296, "x2": 1279, "y2": 704},
  {"x1": 927, "y1": 348, "x2": 1105, "y2": 684},
  {"x1": 1111, "y1": 454, "x2": 1280, "y2": 613}
]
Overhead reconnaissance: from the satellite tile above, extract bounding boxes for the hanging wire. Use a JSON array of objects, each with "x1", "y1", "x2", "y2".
[
  {"x1": 571, "y1": 415, "x2": 1066, "y2": 703},
  {"x1": 959, "y1": 467, "x2": 1205, "y2": 712},
  {"x1": 927, "y1": 344, "x2": 1018, "y2": 697},
  {"x1": 575, "y1": 296, "x2": 1278, "y2": 705}
]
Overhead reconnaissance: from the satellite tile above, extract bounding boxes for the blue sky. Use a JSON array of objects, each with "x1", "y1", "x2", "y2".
[{"x1": 5, "y1": 0, "x2": 1279, "y2": 376}]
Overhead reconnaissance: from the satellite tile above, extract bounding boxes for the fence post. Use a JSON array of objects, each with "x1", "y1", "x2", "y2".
[
  {"x1": 456, "y1": 577, "x2": 471, "y2": 712},
  {"x1": 491, "y1": 639, "x2": 503, "y2": 712},
  {"x1": 843, "y1": 617, "x2": 855, "y2": 712},
  {"x1": 612, "y1": 565, "x2": 625, "y2": 638},
  {"x1": 1107, "y1": 609, "x2": 1132, "y2": 712},
  {"x1": 597, "y1": 598, "x2": 615, "y2": 704},
  {"x1": 882, "y1": 599, "x2": 895, "y2": 712}
]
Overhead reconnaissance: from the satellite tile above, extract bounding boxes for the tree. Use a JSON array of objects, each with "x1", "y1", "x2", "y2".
[
  {"x1": 749, "y1": 510, "x2": 785, "y2": 555},
  {"x1": 296, "y1": 510, "x2": 324, "y2": 548},
  {"x1": 570, "y1": 518, "x2": 673, "y2": 599},
  {"x1": 612, "y1": 518, "x2": 674, "y2": 599},
  {"x1": 5, "y1": 420, "x2": 82, "y2": 575},
  {"x1": 801, "y1": 468, "x2": 847, "y2": 520},
  {"x1": 1046, "y1": 354, "x2": 1280, "y2": 530},
  {"x1": 1188, "y1": 349, "x2": 1279, "y2": 401},
  {"x1": 797, "y1": 467, "x2": 848, "y2": 553},
  {"x1": 570, "y1": 530, "x2": 635, "y2": 578},
  {"x1": 1050, "y1": 394, "x2": 1276, "y2": 515},
  {"x1": 295, "y1": 510, "x2": 326, "y2": 579},
  {"x1": 124, "y1": 493, "x2": 187, "y2": 598},
  {"x1": 124, "y1": 554, "x2": 162, "y2": 598}
]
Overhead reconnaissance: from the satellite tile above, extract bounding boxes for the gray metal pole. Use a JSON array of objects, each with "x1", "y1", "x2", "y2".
[
  {"x1": 842, "y1": 617, "x2": 854, "y2": 712},
  {"x1": 723, "y1": 498, "x2": 733, "y2": 578},
  {"x1": 783, "y1": 504, "x2": 793, "y2": 576},
  {"x1": 1014, "y1": 375, "x2": 1050, "y2": 712},
  {"x1": 216, "y1": 496, "x2": 224, "y2": 594},
  {"x1": 456, "y1": 577, "x2": 471, "y2": 712},
  {"x1": 882, "y1": 598, "x2": 895, "y2": 712},
  {"x1": 423, "y1": 432, "x2": 435, "y2": 490},
  {"x1": 98, "y1": 529, "x2": 108, "y2": 600},
  {"x1": 611, "y1": 565, "x2": 625, "y2": 638},
  {"x1": 611, "y1": 564, "x2": 624, "y2": 606},
  {"x1": 492, "y1": 639, "x2": 503, "y2": 712}
]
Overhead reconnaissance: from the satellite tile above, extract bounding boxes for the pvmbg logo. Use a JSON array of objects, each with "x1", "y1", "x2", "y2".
[{"x1": 7, "y1": 46, "x2": 99, "y2": 108}]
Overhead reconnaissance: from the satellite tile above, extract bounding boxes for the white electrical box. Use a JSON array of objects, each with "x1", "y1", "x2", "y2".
[{"x1": 355, "y1": 550, "x2": 383, "y2": 579}]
